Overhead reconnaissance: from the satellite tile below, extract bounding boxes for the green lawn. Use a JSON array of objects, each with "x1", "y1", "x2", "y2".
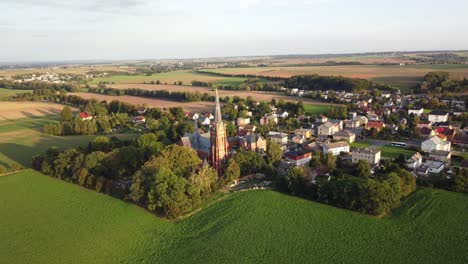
[
  {"x1": 350, "y1": 141, "x2": 415, "y2": 159},
  {"x1": 303, "y1": 103, "x2": 330, "y2": 115},
  {"x1": 0, "y1": 88, "x2": 32, "y2": 99},
  {"x1": 1, "y1": 170, "x2": 468, "y2": 264},
  {"x1": 90, "y1": 70, "x2": 246, "y2": 87}
]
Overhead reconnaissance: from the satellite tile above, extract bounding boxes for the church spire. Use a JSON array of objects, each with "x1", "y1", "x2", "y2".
[{"x1": 214, "y1": 89, "x2": 223, "y2": 125}]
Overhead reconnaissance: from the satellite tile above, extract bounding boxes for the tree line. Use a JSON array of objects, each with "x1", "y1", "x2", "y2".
[
  {"x1": 415, "y1": 71, "x2": 468, "y2": 93},
  {"x1": 285, "y1": 75, "x2": 372, "y2": 93}
]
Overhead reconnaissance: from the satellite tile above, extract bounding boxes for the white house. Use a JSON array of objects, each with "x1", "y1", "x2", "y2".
[
  {"x1": 406, "y1": 152, "x2": 423, "y2": 169},
  {"x1": 237, "y1": 117, "x2": 250, "y2": 126},
  {"x1": 323, "y1": 141, "x2": 350, "y2": 156},
  {"x1": 421, "y1": 136, "x2": 451, "y2": 152},
  {"x1": 269, "y1": 131, "x2": 288, "y2": 145},
  {"x1": 318, "y1": 122, "x2": 341, "y2": 136},
  {"x1": 417, "y1": 160, "x2": 445, "y2": 175},
  {"x1": 428, "y1": 110, "x2": 449, "y2": 123},
  {"x1": 333, "y1": 130, "x2": 356, "y2": 143},
  {"x1": 352, "y1": 148, "x2": 381, "y2": 165},
  {"x1": 408, "y1": 108, "x2": 424, "y2": 116}
]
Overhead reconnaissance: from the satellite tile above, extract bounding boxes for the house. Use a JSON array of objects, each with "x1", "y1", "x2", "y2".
[
  {"x1": 429, "y1": 150, "x2": 451, "y2": 162},
  {"x1": 417, "y1": 121, "x2": 432, "y2": 129},
  {"x1": 137, "y1": 106, "x2": 147, "y2": 115},
  {"x1": 315, "y1": 115, "x2": 329, "y2": 124},
  {"x1": 278, "y1": 111, "x2": 289, "y2": 118},
  {"x1": 285, "y1": 150, "x2": 312, "y2": 166},
  {"x1": 294, "y1": 128, "x2": 313, "y2": 139},
  {"x1": 323, "y1": 141, "x2": 350, "y2": 156},
  {"x1": 344, "y1": 119, "x2": 360, "y2": 129},
  {"x1": 352, "y1": 148, "x2": 381, "y2": 165},
  {"x1": 260, "y1": 115, "x2": 278, "y2": 125},
  {"x1": 291, "y1": 135, "x2": 306, "y2": 144},
  {"x1": 419, "y1": 127, "x2": 436, "y2": 139},
  {"x1": 416, "y1": 160, "x2": 445, "y2": 175},
  {"x1": 406, "y1": 152, "x2": 423, "y2": 169},
  {"x1": 428, "y1": 110, "x2": 449, "y2": 123},
  {"x1": 239, "y1": 134, "x2": 267, "y2": 153},
  {"x1": 236, "y1": 124, "x2": 256, "y2": 137},
  {"x1": 79, "y1": 112, "x2": 92, "y2": 121},
  {"x1": 318, "y1": 122, "x2": 341, "y2": 136},
  {"x1": 200, "y1": 116, "x2": 211, "y2": 125},
  {"x1": 333, "y1": 130, "x2": 356, "y2": 143},
  {"x1": 365, "y1": 121, "x2": 386, "y2": 131},
  {"x1": 269, "y1": 132, "x2": 288, "y2": 145},
  {"x1": 408, "y1": 108, "x2": 424, "y2": 116},
  {"x1": 421, "y1": 136, "x2": 451, "y2": 152},
  {"x1": 236, "y1": 117, "x2": 250, "y2": 126},
  {"x1": 329, "y1": 119, "x2": 344, "y2": 130},
  {"x1": 436, "y1": 127, "x2": 456, "y2": 141},
  {"x1": 133, "y1": 116, "x2": 146, "y2": 125},
  {"x1": 367, "y1": 113, "x2": 380, "y2": 121}
]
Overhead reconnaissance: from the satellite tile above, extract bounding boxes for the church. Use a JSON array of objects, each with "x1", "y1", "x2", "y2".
[{"x1": 180, "y1": 89, "x2": 228, "y2": 175}]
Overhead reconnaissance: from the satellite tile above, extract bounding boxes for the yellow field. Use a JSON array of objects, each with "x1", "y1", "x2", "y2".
[{"x1": 0, "y1": 102, "x2": 74, "y2": 121}]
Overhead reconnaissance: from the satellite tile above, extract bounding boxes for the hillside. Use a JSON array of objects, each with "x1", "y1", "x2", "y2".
[{"x1": 1, "y1": 170, "x2": 467, "y2": 264}]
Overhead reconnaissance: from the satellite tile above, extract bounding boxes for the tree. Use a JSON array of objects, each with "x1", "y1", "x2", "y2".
[
  {"x1": 286, "y1": 167, "x2": 307, "y2": 196},
  {"x1": 325, "y1": 153, "x2": 337, "y2": 170},
  {"x1": 77, "y1": 168, "x2": 89, "y2": 186},
  {"x1": 355, "y1": 160, "x2": 371, "y2": 178},
  {"x1": 148, "y1": 145, "x2": 201, "y2": 178},
  {"x1": 147, "y1": 167, "x2": 191, "y2": 218},
  {"x1": 90, "y1": 136, "x2": 110, "y2": 152},
  {"x1": 61, "y1": 106, "x2": 73, "y2": 121},
  {"x1": 266, "y1": 139, "x2": 282, "y2": 166},
  {"x1": 0, "y1": 165, "x2": 7, "y2": 174},
  {"x1": 453, "y1": 169, "x2": 468, "y2": 193},
  {"x1": 396, "y1": 169, "x2": 416, "y2": 197},
  {"x1": 223, "y1": 158, "x2": 240, "y2": 185},
  {"x1": 189, "y1": 164, "x2": 218, "y2": 199}
]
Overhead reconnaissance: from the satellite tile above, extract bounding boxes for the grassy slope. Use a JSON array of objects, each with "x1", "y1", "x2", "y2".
[
  {"x1": 303, "y1": 103, "x2": 330, "y2": 115},
  {"x1": 0, "y1": 115, "x2": 60, "y2": 134},
  {"x1": 1, "y1": 170, "x2": 467, "y2": 264}
]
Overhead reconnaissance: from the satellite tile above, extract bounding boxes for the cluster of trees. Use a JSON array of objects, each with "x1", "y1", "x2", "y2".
[
  {"x1": 415, "y1": 71, "x2": 468, "y2": 93},
  {"x1": 88, "y1": 87, "x2": 215, "y2": 103},
  {"x1": 282, "y1": 157, "x2": 417, "y2": 216},
  {"x1": 285, "y1": 75, "x2": 371, "y2": 93},
  {"x1": 32, "y1": 135, "x2": 159, "y2": 195},
  {"x1": 227, "y1": 79, "x2": 282, "y2": 92},
  {"x1": 417, "y1": 167, "x2": 468, "y2": 194},
  {"x1": 0, "y1": 80, "x2": 81, "y2": 101},
  {"x1": 326, "y1": 105, "x2": 348, "y2": 119},
  {"x1": 127, "y1": 145, "x2": 227, "y2": 218}
]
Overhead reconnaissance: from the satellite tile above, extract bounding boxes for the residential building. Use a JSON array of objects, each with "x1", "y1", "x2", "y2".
[
  {"x1": 365, "y1": 121, "x2": 386, "y2": 131},
  {"x1": 239, "y1": 134, "x2": 267, "y2": 153},
  {"x1": 416, "y1": 160, "x2": 445, "y2": 175},
  {"x1": 236, "y1": 117, "x2": 250, "y2": 126},
  {"x1": 269, "y1": 131, "x2": 288, "y2": 145},
  {"x1": 285, "y1": 150, "x2": 312, "y2": 166},
  {"x1": 417, "y1": 121, "x2": 432, "y2": 129},
  {"x1": 419, "y1": 127, "x2": 435, "y2": 138},
  {"x1": 421, "y1": 136, "x2": 451, "y2": 152},
  {"x1": 294, "y1": 128, "x2": 313, "y2": 139},
  {"x1": 408, "y1": 108, "x2": 424, "y2": 116},
  {"x1": 79, "y1": 112, "x2": 92, "y2": 121},
  {"x1": 291, "y1": 135, "x2": 306, "y2": 144},
  {"x1": 323, "y1": 141, "x2": 350, "y2": 156},
  {"x1": 352, "y1": 148, "x2": 381, "y2": 165},
  {"x1": 315, "y1": 115, "x2": 328, "y2": 124},
  {"x1": 318, "y1": 122, "x2": 341, "y2": 136},
  {"x1": 428, "y1": 110, "x2": 449, "y2": 123},
  {"x1": 133, "y1": 116, "x2": 146, "y2": 125},
  {"x1": 260, "y1": 115, "x2": 278, "y2": 125},
  {"x1": 345, "y1": 119, "x2": 360, "y2": 129},
  {"x1": 333, "y1": 130, "x2": 356, "y2": 143},
  {"x1": 406, "y1": 152, "x2": 423, "y2": 169},
  {"x1": 429, "y1": 150, "x2": 451, "y2": 162}
]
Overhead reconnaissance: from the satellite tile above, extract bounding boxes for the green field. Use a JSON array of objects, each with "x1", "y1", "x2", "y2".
[
  {"x1": 90, "y1": 70, "x2": 246, "y2": 87},
  {"x1": 0, "y1": 88, "x2": 32, "y2": 99},
  {"x1": 0, "y1": 115, "x2": 60, "y2": 134},
  {"x1": 350, "y1": 141, "x2": 415, "y2": 159},
  {"x1": 303, "y1": 103, "x2": 330, "y2": 115},
  {"x1": 1, "y1": 170, "x2": 467, "y2": 263}
]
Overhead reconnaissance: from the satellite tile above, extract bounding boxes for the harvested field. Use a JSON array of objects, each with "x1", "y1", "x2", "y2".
[
  {"x1": 0, "y1": 65, "x2": 135, "y2": 77},
  {"x1": 71, "y1": 91, "x2": 339, "y2": 113},
  {"x1": 202, "y1": 64, "x2": 468, "y2": 89},
  {"x1": 0, "y1": 102, "x2": 72, "y2": 121}
]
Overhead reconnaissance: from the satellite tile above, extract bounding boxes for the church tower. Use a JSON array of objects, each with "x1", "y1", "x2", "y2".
[{"x1": 210, "y1": 89, "x2": 228, "y2": 176}]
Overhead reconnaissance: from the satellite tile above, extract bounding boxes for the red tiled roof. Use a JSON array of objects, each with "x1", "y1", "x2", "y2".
[
  {"x1": 79, "y1": 112, "x2": 91, "y2": 118},
  {"x1": 366, "y1": 121, "x2": 385, "y2": 128}
]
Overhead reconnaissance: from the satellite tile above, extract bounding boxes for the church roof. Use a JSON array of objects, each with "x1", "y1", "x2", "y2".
[{"x1": 214, "y1": 89, "x2": 223, "y2": 125}]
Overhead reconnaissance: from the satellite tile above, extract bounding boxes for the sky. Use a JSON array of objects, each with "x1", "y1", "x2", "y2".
[{"x1": 1, "y1": 0, "x2": 467, "y2": 62}]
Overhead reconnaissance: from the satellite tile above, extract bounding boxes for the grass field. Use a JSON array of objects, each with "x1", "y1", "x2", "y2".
[
  {"x1": 0, "y1": 102, "x2": 72, "y2": 121},
  {"x1": 303, "y1": 103, "x2": 330, "y2": 114},
  {"x1": 350, "y1": 141, "x2": 414, "y2": 159},
  {"x1": 0, "y1": 88, "x2": 32, "y2": 99},
  {"x1": 89, "y1": 70, "x2": 247, "y2": 87},
  {"x1": 0, "y1": 115, "x2": 60, "y2": 134},
  {"x1": 1, "y1": 170, "x2": 467, "y2": 264},
  {"x1": 202, "y1": 64, "x2": 468, "y2": 90}
]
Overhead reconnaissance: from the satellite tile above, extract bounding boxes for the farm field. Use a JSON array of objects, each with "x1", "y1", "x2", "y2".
[
  {"x1": 201, "y1": 64, "x2": 468, "y2": 90},
  {"x1": 70, "y1": 91, "x2": 338, "y2": 113},
  {"x1": 89, "y1": 70, "x2": 247, "y2": 87},
  {"x1": 1, "y1": 170, "x2": 468, "y2": 264},
  {"x1": 0, "y1": 65, "x2": 135, "y2": 77},
  {"x1": 0, "y1": 88, "x2": 32, "y2": 99},
  {"x1": 0, "y1": 115, "x2": 60, "y2": 134},
  {"x1": 0, "y1": 102, "x2": 72, "y2": 121}
]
